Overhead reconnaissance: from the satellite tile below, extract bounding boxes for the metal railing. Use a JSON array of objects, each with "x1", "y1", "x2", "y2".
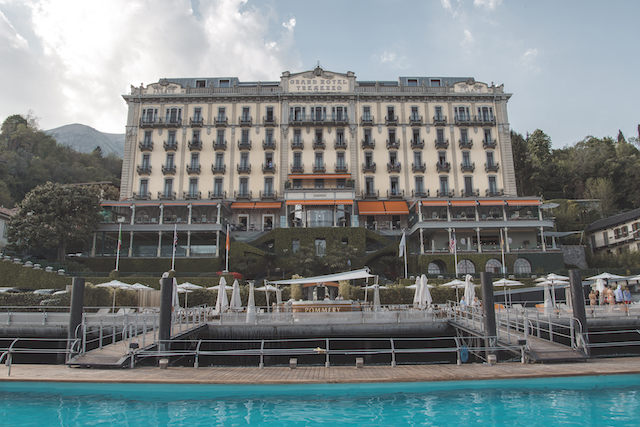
[{"x1": 0, "y1": 337, "x2": 81, "y2": 376}]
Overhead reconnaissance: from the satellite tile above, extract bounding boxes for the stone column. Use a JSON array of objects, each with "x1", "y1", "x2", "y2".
[
  {"x1": 67, "y1": 277, "x2": 86, "y2": 360},
  {"x1": 480, "y1": 272, "x2": 497, "y2": 359},
  {"x1": 158, "y1": 277, "x2": 173, "y2": 353},
  {"x1": 569, "y1": 269, "x2": 590, "y2": 356}
]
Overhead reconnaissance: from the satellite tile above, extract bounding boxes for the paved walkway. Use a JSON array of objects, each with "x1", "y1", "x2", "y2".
[{"x1": 2, "y1": 357, "x2": 640, "y2": 385}]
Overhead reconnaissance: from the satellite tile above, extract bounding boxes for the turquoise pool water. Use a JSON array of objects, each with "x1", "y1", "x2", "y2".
[{"x1": 1, "y1": 374, "x2": 639, "y2": 426}]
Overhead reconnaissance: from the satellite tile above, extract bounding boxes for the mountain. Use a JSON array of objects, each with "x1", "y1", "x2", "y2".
[{"x1": 45, "y1": 124, "x2": 124, "y2": 157}]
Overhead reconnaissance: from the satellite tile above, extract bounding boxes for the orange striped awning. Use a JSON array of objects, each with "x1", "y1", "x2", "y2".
[
  {"x1": 358, "y1": 201, "x2": 386, "y2": 215},
  {"x1": 450, "y1": 200, "x2": 477, "y2": 207},
  {"x1": 384, "y1": 201, "x2": 409, "y2": 214},
  {"x1": 285, "y1": 200, "x2": 354, "y2": 206},
  {"x1": 231, "y1": 202, "x2": 255, "y2": 209},
  {"x1": 478, "y1": 200, "x2": 506, "y2": 206},
  {"x1": 254, "y1": 202, "x2": 282, "y2": 209},
  {"x1": 505, "y1": 199, "x2": 541, "y2": 206},
  {"x1": 420, "y1": 200, "x2": 449, "y2": 206}
]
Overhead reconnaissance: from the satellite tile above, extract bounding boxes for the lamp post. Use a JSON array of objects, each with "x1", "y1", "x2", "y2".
[{"x1": 115, "y1": 216, "x2": 125, "y2": 271}]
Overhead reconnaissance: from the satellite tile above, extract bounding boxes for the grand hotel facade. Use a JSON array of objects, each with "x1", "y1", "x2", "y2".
[{"x1": 96, "y1": 67, "x2": 559, "y2": 275}]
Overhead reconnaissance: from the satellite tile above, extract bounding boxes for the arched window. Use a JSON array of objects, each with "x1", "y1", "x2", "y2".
[
  {"x1": 514, "y1": 258, "x2": 532, "y2": 274},
  {"x1": 457, "y1": 259, "x2": 476, "y2": 275},
  {"x1": 428, "y1": 261, "x2": 445, "y2": 275},
  {"x1": 485, "y1": 259, "x2": 502, "y2": 273}
]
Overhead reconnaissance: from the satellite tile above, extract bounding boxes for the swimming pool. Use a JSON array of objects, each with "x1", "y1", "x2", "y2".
[{"x1": 1, "y1": 375, "x2": 639, "y2": 426}]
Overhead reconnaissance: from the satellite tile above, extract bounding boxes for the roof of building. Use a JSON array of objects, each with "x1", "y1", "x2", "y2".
[
  {"x1": 587, "y1": 207, "x2": 640, "y2": 233},
  {"x1": 0, "y1": 206, "x2": 17, "y2": 219}
]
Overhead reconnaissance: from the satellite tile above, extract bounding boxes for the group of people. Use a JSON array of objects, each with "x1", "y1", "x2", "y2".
[{"x1": 589, "y1": 284, "x2": 632, "y2": 314}]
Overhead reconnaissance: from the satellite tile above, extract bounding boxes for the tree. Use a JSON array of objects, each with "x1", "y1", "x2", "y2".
[
  {"x1": 7, "y1": 182, "x2": 102, "y2": 261},
  {"x1": 584, "y1": 177, "x2": 616, "y2": 218}
]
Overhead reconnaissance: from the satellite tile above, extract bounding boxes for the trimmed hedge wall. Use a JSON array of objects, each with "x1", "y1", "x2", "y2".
[
  {"x1": 79, "y1": 257, "x2": 224, "y2": 274},
  {"x1": 0, "y1": 261, "x2": 72, "y2": 290},
  {"x1": 252, "y1": 227, "x2": 368, "y2": 256}
]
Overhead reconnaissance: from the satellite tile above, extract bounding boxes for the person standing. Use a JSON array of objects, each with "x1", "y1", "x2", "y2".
[
  {"x1": 615, "y1": 285, "x2": 624, "y2": 304},
  {"x1": 589, "y1": 290, "x2": 597, "y2": 316},
  {"x1": 624, "y1": 287, "x2": 633, "y2": 304}
]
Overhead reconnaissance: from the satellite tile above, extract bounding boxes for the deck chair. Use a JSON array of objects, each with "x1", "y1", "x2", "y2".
[{"x1": 96, "y1": 308, "x2": 110, "y2": 315}]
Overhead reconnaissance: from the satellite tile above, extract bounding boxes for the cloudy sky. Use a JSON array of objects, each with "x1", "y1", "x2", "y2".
[{"x1": 0, "y1": 0, "x2": 638, "y2": 148}]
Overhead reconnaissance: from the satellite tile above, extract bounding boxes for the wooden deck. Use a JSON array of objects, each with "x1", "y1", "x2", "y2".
[{"x1": 2, "y1": 357, "x2": 640, "y2": 385}]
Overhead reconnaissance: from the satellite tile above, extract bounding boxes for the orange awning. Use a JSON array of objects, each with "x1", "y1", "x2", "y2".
[
  {"x1": 285, "y1": 200, "x2": 353, "y2": 206},
  {"x1": 384, "y1": 201, "x2": 409, "y2": 214},
  {"x1": 358, "y1": 201, "x2": 386, "y2": 215},
  {"x1": 420, "y1": 200, "x2": 449, "y2": 206},
  {"x1": 478, "y1": 200, "x2": 505, "y2": 206},
  {"x1": 254, "y1": 202, "x2": 282, "y2": 209},
  {"x1": 450, "y1": 200, "x2": 477, "y2": 207},
  {"x1": 505, "y1": 199, "x2": 541, "y2": 206},
  {"x1": 231, "y1": 202, "x2": 255, "y2": 209},
  {"x1": 288, "y1": 174, "x2": 351, "y2": 179}
]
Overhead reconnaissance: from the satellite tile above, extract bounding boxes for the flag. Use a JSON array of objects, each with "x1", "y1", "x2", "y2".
[
  {"x1": 226, "y1": 224, "x2": 230, "y2": 253},
  {"x1": 500, "y1": 229, "x2": 505, "y2": 250},
  {"x1": 173, "y1": 224, "x2": 178, "y2": 247},
  {"x1": 117, "y1": 227, "x2": 122, "y2": 251},
  {"x1": 398, "y1": 232, "x2": 406, "y2": 258},
  {"x1": 449, "y1": 232, "x2": 457, "y2": 254}
]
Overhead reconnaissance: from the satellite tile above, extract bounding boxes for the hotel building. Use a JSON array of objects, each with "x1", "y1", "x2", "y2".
[{"x1": 96, "y1": 67, "x2": 559, "y2": 275}]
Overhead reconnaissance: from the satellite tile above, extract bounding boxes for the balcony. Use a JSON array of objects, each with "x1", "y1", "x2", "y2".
[
  {"x1": 335, "y1": 140, "x2": 347, "y2": 150},
  {"x1": 139, "y1": 141, "x2": 154, "y2": 151},
  {"x1": 361, "y1": 189, "x2": 379, "y2": 199},
  {"x1": 190, "y1": 117, "x2": 204, "y2": 127},
  {"x1": 263, "y1": 163, "x2": 276, "y2": 173},
  {"x1": 164, "y1": 117, "x2": 182, "y2": 127},
  {"x1": 139, "y1": 118, "x2": 157, "y2": 128},
  {"x1": 387, "y1": 189, "x2": 405, "y2": 198},
  {"x1": 483, "y1": 139, "x2": 496, "y2": 149},
  {"x1": 237, "y1": 164, "x2": 251, "y2": 174},
  {"x1": 239, "y1": 116, "x2": 252, "y2": 126},
  {"x1": 291, "y1": 163, "x2": 304, "y2": 173},
  {"x1": 161, "y1": 165, "x2": 176, "y2": 175},
  {"x1": 263, "y1": 139, "x2": 276, "y2": 150},
  {"x1": 361, "y1": 139, "x2": 375, "y2": 149},
  {"x1": 433, "y1": 115, "x2": 447, "y2": 126},
  {"x1": 360, "y1": 115, "x2": 374, "y2": 126},
  {"x1": 335, "y1": 163, "x2": 348, "y2": 173},
  {"x1": 470, "y1": 115, "x2": 496, "y2": 126},
  {"x1": 458, "y1": 139, "x2": 473, "y2": 149},
  {"x1": 362, "y1": 162, "x2": 376, "y2": 173},
  {"x1": 411, "y1": 139, "x2": 424, "y2": 149},
  {"x1": 132, "y1": 191, "x2": 151, "y2": 200},
  {"x1": 412, "y1": 162, "x2": 426, "y2": 172},
  {"x1": 291, "y1": 140, "x2": 304, "y2": 150},
  {"x1": 263, "y1": 116, "x2": 277, "y2": 126},
  {"x1": 436, "y1": 189, "x2": 454, "y2": 197},
  {"x1": 313, "y1": 164, "x2": 326, "y2": 173},
  {"x1": 238, "y1": 140, "x2": 252, "y2": 150},
  {"x1": 434, "y1": 139, "x2": 449, "y2": 149},
  {"x1": 313, "y1": 139, "x2": 326, "y2": 150},
  {"x1": 158, "y1": 191, "x2": 176, "y2": 200},
  {"x1": 386, "y1": 139, "x2": 400, "y2": 149},
  {"x1": 163, "y1": 140, "x2": 177, "y2": 151},
  {"x1": 137, "y1": 165, "x2": 152, "y2": 175},
  {"x1": 460, "y1": 162, "x2": 475, "y2": 173},
  {"x1": 208, "y1": 190, "x2": 226, "y2": 199},
  {"x1": 213, "y1": 139, "x2": 227, "y2": 150},
  {"x1": 214, "y1": 117, "x2": 228, "y2": 127},
  {"x1": 409, "y1": 115, "x2": 423, "y2": 126},
  {"x1": 387, "y1": 162, "x2": 401, "y2": 173},
  {"x1": 436, "y1": 162, "x2": 451, "y2": 172},
  {"x1": 412, "y1": 189, "x2": 429, "y2": 198},
  {"x1": 183, "y1": 191, "x2": 201, "y2": 200},
  {"x1": 461, "y1": 189, "x2": 479, "y2": 197},
  {"x1": 485, "y1": 162, "x2": 500, "y2": 172},
  {"x1": 289, "y1": 114, "x2": 304, "y2": 126},
  {"x1": 234, "y1": 190, "x2": 252, "y2": 200},
  {"x1": 211, "y1": 164, "x2": 226, "y2": 174},
  {"x1": 486, "y1": 189, "x2": 504, "y2": 197},
  {"x1": 260, "y1": 190, "x2": 277, "y2": 200},
  {"x1": 385, "y1": 115, "x2": 398, "y2": 126},
  {"x1": 186, "y1": 164, "x2": 201, "y2": 174},
  {"x1": 330, "y1": 114, "x2": 349, "y2": 125},
  {"x1": 454, "y1": 115, "x2": 472, "y2": 126},
  {"x1": 188, "y1": 139, "x2": 202, "y2": 151}
]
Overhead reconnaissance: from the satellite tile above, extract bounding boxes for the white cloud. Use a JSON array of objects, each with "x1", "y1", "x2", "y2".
[
  {"x1": 474, "y1": 0, "x2": 502, "y2": 10},
  {"x1": 461, "y1": 29, "x2": 474, "y2": 50},
  {"x1": 376, "y1": 50, "x2": 411, "y2": 70},
  {"x1": 441, "y1": 0, "x2": 452, "y2": 11},
  {"x1": 0, "y1": 0, "x2": 302, "y2": 133},
  {"x1": 520, "y1": 48, "x2": 541, "y2": 73}
]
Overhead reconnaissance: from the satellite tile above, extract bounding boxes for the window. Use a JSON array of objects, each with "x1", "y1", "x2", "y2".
[
  {"x1": 603, "y1": 232, "x2": 609, "y2": 246},
  {"x1": 337, "y1": 178, "x2": 346, "y2": 189},
  {"x1": 315, "y1": 239, "x2": 326, "y2": 257},
  {"x1": 407, "y1": 79, "x2": 418, "y2": 87},
  {"x1": 195, "y1": 80, "x2": 206, "y2": 88},
  {"x1": 488, "y1": 176, "x2": 497, "y2": 194},
  {"x1": 332, "y1": 106, "x2": 347, "y2": 120},
  {"x1": 457, "y1": 259, "x2": 475, "y2": 274},
  {"x1": 292, "y1": 239, "x2": 300, "y2": 253},
  {"x1": 414, "y1": 151, "x2": 422, "y2": 165},
  {"x1": 440, "y1": 176, "x2": 449, "y2": 194},
  {"x1": 265, "y1": 152, "x2": 273, "y2": 167},
  {"x1": 190, "y1": 153, "x2": 199, "y2": 168},
  {"x1": 265, "y1": 106, "x2": 274, "y2": 121},
  {"x1": 364, "y1": 128, "x2": 372, "y2": 144},
  {"x1": 389, "y1": 128, "x2": 396, "y2": 143},
  {"x1": 390, "y1": 177, "x2": 399, "y2": 195},
  {"x1": 486, "y1": 151, "x2": 495, "y2": 167},
  {"x1": 219, "y1": 79, "x2": 230, "y2": 87},
  {"x1": 141, "y1": 154, "x2": 150, "y2": 168},
  {"x1": 365, "y1": 177, "x2": 375, "y2": 193},
  {"x1": 189, "y1": 178, "x2": 198, "y2": 196},
  {"x1": 462, "y1": 152, "x2": 471, "y2": 167},
  {"x1": 434, "y1": 106, "x2": 443, "y2": 121},
  {"x1": 241, "y1": 107, "x2": 250, "y2": 121},
  {"x1": 139, "y1": 179, "x2": 148, "y2": 195},
  {"x1": 166, "y1": 153, "x2": 175, "y2": 168},
  {"x1": 413, "y1": 128, "x2": 420, "y2": 143},
  {"x1": 389, "y1": 151, "x2": 398, "y2": 165},
  {"x1": 315, "y1": 152, "x2": 324, "y2": 167},
  {"x1": 478, "y1": 106, "x2": 494, "y2": 121},
  {"x1": 336, "y1": 128, "x2": 345, "y2": 145},
  {"x1": 192, "y1": 130, "x2": 200, "y2": 142},
  {"x1": 215, "y1": 153, "x2": 224, "y2": 170},
  {"x1": 460, "y1": 128, "x2": 469, "y2": 143},
  {"x1": 265, "y1": 129, "x2": 274, "y2": 145},
  {"x1": 387, "y1": 106, "x2": 395, "y2": 120},
  {"x1": 217, "y1": 107, "x2": 226, "y2": 121},
  {"x1": 164, "y1": 178, "x2": 173, "y2": 196},
  {"x1": 436, "y1": 128, "x2": 445, "y2": 143},
  {"x1": 240, "y1": 152, "x2": 249, "y2": 167},
  {"x1": 514, "y1": 258, "x2": 532, "y2": 274},
  {"x1": 239, "y1": 177, "x2": 248, "y2": 196},
  {"x1": 241, "y1": 129, "x2": 250, "y2": 144},
  {"x1": 415, "y1": 176, "x2": 424, "y2": 195},
  {"x1": 430, "y1": 79, "x2": 441, "y2": 87},
  {"x1": 464, "y1": 176, "x2": 473, "y2": 195},
  {"x1": 311, "y1": 106, "x2": 326, "y2": 121},
  {"x1": 166, "y1": 107, "x2": 181, "y2": 124},
  {"x1": 438, "y1": 151, "x2": 447, "y2": 165},
  {"x1": 484, "y1": 129, "x2": 492, "y2": 144},
  {"x1": 293, "y1": 129, "x2": 302, "y2": 144},
  {"x1": 193, "y1": 107, "x2": 202, "y2": 121},
  {"x1": 144, "y1": 131, "x2": 152, "y2": 144},
  {"x1": 293, "y1": 179, "x2": 302, "y2": 190},
  {"x1": 486, "y1": 259, "x2": 502, "y2": 273},
  {"x1": 264, "y1": 177, "x2": 273, "y2": 195},
  {"x1": 291, "y1": 106, "x2": 305, "y2": 120},
  {"x1": 363, "y1": 106, "x2": 372, "y2": 120},
  {"x1": 337, "y1": 152, "x2": 345, "y2": 167},
  {"x1": 365, "y1": 151, "x2": 374, "y2": 167},
  {"x1": 315, "y1": 129, "x2": 323, "y2": 144},
  {"x1": 293, "y1": 152, "x2": 302, "y2": 168},
  {"x1": 428, "y1": 262, "x2": 443, "y2": 274},
  {"x1": 168, "y1": 130, "x2": 176, "y2": 144},
  {"x1": 214, "y1": 178, "x2": 223, "y2": 197},
  {"x1": 454, "y1": 106, "x2": 470, "y2": 121},
  {"x1": 142, "y1": 108, "x2": 158, "y2": 123},
  {"x1": 315, "y1": 179, "x2": 324, "y2": 189},
  {"x1": 217, "y1": 129, "x2": 225, "y2": 144}
]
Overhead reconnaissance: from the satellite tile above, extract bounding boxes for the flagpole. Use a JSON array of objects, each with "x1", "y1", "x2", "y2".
[
  {"x1": 115, "y1": 220, "x2": 122, "y2": 271},
  {"x1": 453, "y1": 229, "x2": 458, "y2": 278},
  {"x1": 171, "y1": 223, "x2": 177, "y2": 271},
  {"x1": 225, "y1": 223, "x2": 230, "y2": 272},
  {"x1": 500, "y1": 228, "x2": 506, "y2": 278},
  {"x1": 403, "y1": 231, "x2": 408, "y2": 278}
]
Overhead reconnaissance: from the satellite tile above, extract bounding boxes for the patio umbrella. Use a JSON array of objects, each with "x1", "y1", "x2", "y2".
[
  {"x1": 96, "y1": 280, "x2": 134, "y2": 313},
  {"x1": 230, "y1": 279, "x2": 242, "y2": 311},
  {"x1": 421, "y1": 274, "x2": 432, "y2": 308},
  {"x1": 535, "y1": 276, "x2": 569, "y2": 308},
  {"x1": 215, "y1": 276, "x2": 229, "y2": 313},
  {"x1": 442, "y1": 278, "x2": 466, "y2": 303},
  {"x1": 493, "y1": 278, "x2": 524, "y2": 306},
  {"x1": 463, "y1": 275, "x2": 476, "y2": 307},
  {"x1": 594, "y1": 278, "x2": 606, "y2": 305},
  {"x1": 178, "y1": 282, "x2": 202, "y2": 308},
  {"x1": 586, "y1": 272, "x2": 626, "y2": 281},
  {"x1": 256, "y1": 284, "x2": 278, "y2": 310},
  {"x1": 363, "y1": 283, "x2": 388, "y2": 311},
  {"x1": 131, "y1": 283, "x2": 153, "y2": 291},
  {"x1": 246, "y1": 281, "x2": 256, "y2": 324},
  {"x1": 410, "y1": 276, "x2": 422, "y2": 308}
]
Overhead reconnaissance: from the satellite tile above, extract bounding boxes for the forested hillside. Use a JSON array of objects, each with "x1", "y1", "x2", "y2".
[{"x1": 0, "y1": 114, "x2": 122, "y2": 207}]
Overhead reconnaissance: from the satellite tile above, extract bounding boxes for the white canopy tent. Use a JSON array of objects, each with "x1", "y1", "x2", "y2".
[{"x1": 265, "y1": 268, "x2": 376, "y2": 286}]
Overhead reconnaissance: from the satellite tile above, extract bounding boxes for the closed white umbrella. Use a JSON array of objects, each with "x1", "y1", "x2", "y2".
[
  {"x1": 246, "y1": 281, "x2": 256, "y2": 323},
  {"x1": 215, "y1": 276, "x2": 229, "y2": 313},
  {"x1": 97, "y1": 280, "x2": 134, "y2": 313},
  {"x1": 595, "y1": 278, "x2": 606, "y2": 305},
  {"x1": 463, "y1": 275, "x2": 476, "y2": 306},
  {"x1": 411, "y1": 276, "x2": 422, "y2": 307},
  {"x1": 230, "y1": 279, "x2": 242, "y2": 311},
  {"x1": 421, "y1": 274, "x2": 432, "y2": 308}
]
